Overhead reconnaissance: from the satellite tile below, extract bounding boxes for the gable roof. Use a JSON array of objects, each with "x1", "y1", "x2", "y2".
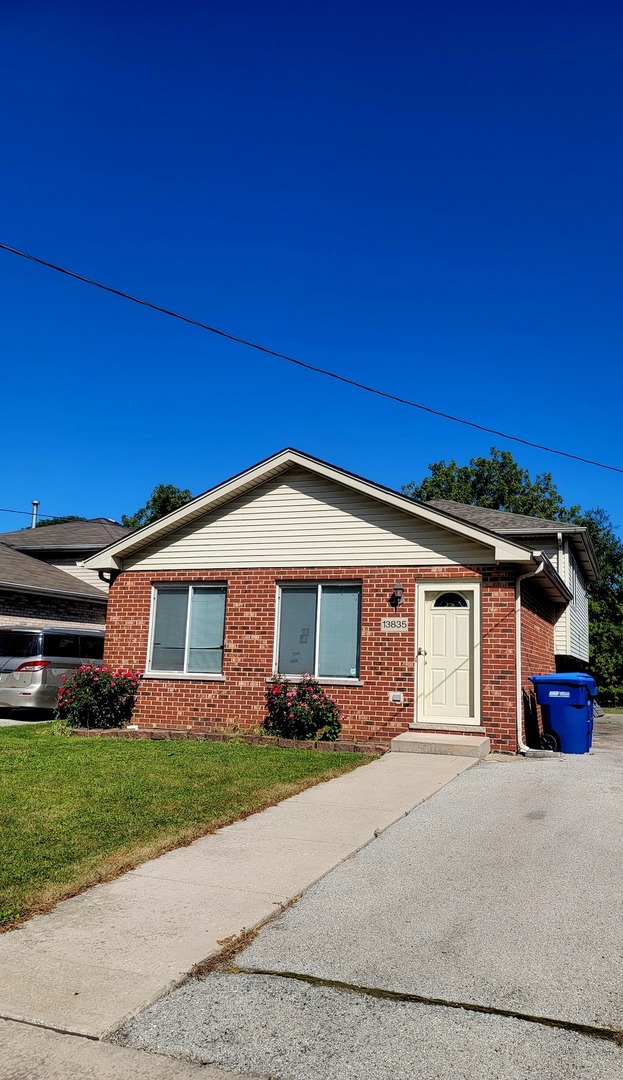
[
  {"x1": 84, "y1": 449, "x2": 555, "y2": 574},
  {"x1": 0, "y1": 544, "x2": 107, "y2": 603},
  {"x1": 423, "y1": 499, "x2": 599, "y2": 583},
  {"x1": 0, "y1": 519, "x2": 131, "y2": 554}
]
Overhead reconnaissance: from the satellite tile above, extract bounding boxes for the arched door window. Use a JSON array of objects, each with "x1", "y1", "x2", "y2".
[{"x1": 433, "y1": 592, "x2": 469, "y2": 608}]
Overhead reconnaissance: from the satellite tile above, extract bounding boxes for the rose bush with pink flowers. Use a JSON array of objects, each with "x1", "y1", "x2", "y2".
[
  {"x1": 55, "y1": 665, "x2": 141, "y2": 729},
  {"x1": 264, "y1": 674, "x2": 342, "y2": 741}
]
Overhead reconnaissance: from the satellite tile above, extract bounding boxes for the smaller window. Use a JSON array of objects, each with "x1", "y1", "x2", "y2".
[
  {"x1": 43, "y1": 633, "x2": 80, "y2": 657},
  {"x1": 433, "y1": 592, "x2": 468, "y2": 608},
  {"x1": 80, "y1": 635, "x2": 104, "y2": 661},
  {"x1": 149, "y1": 585, "x2": 226, "y2": 675}
]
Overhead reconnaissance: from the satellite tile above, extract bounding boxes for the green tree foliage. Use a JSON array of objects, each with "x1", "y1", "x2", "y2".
[
  {"x1": 403, "y1": 447, "x2": 573, "y2": 519},
  {"x1": 403, "y1": 448, "x2": 623, "y2": 704},
  {"x1": 121, "y1": 483, "x2": 193, "y2": 529},
  {"x1": 36, "y1": 515, "x2": 87, "y2": 528}
]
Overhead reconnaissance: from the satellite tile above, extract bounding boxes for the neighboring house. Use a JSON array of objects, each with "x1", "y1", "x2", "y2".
[
  {"x1": 0, "y1": 519, "x2": 132, "y2": 630},
  {"x1": 85, "y1": 450, "x2": 598, "y2": 753},
  {"x1": 0, "y1": 543, "x2": 108, "y2": 629}
]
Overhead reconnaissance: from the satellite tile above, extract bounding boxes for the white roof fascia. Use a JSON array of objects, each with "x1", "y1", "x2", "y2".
[
  {"x1": 84, "y1": 449, "x2": 536, "y2": 571},
  {"x1": 530, "y1": 551, "x2": 573, "y2": 603}
]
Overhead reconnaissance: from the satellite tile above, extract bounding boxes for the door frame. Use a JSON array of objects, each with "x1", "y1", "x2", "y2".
[{"x1": 415, "y1": 580, "x2": 481, "y2": 726}]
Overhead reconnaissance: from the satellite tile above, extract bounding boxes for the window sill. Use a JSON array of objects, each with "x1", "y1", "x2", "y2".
[
  {"x1": 266, "y1": 676, "x2": 364, "y2": 687},
  {"x1": 144, "y1": 672, "x2": 226, "y2": 682}
]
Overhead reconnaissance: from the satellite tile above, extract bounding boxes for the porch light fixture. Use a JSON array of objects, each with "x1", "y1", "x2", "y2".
[{"x1": 389, "y1": 582, "x2": 404, "y2": 610}]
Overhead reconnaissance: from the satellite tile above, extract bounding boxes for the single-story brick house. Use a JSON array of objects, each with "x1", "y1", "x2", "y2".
[{"x1": 86, "y1": 450, "x2": 598, "y2": 753}]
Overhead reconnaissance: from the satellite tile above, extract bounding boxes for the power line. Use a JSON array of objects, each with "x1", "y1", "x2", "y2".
[
  {"x1": 2, "y1": 241, "x2": 622, "y2": 476},
  {"x1": 0, "y1": 507, "x2": 60, "y2": 521}
]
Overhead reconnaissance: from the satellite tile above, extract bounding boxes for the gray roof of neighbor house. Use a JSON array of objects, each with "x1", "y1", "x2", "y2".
[
  {"x1": 0, "y1": 519, "x2": 131, "y2": 554},
  {"x1": 0, "y1": 543, "x2": 107, "y2": 602},
  {"x1": 423, "y1": 500, "x2": 599, "y2": 582}
]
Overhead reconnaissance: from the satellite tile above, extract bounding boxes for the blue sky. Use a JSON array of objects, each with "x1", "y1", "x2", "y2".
[{"x1": 1, "y1": 1, "x2": 622, "y2": 533}]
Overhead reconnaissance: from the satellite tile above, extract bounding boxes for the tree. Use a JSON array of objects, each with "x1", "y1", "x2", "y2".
[
  {"x1": 403, "y1": 447, "x2": 574, "y2": 519},
  {"x1": 403, "y1": 448, "x2": 623, "y2": 705},
  {"x1": 121, "y1": 483, "x2": 193, "y2": 529},
  {"x1": 36, "y1": 515, "x2": 87, "y2": 528}
]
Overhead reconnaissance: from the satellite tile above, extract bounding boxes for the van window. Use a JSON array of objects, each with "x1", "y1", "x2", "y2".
[
  {"x1": 43, "y1": 633, "x2": 80, "y2": 658},
  {"x1": 0, "y1": 631, "x2": 42, "y2": 657},
  {"x1": 81, "y1": 635, "x2": 104, "y2": 661}
]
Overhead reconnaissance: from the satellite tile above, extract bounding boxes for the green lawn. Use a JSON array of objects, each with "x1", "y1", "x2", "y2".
[{"x1": 0, "y1": 725, "x2": 373, "y2": 930}]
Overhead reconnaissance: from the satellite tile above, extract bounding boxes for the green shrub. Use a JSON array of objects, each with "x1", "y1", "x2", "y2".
[
  {"x1": 55, "y1": 665, "x2": 141, "y2": 729},
  {"x1": 264, "y1": 674, "x2": 342, "y2": 741}
]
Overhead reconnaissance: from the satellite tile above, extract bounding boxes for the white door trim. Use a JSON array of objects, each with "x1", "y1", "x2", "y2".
[{"x1": 415, "y1": 581, "x2": 481, "y2": 726}]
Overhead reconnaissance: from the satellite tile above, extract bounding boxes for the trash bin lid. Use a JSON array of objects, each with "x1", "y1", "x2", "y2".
[{"x1": 529, "y1": 672, "x2": 598, "y2": 696}]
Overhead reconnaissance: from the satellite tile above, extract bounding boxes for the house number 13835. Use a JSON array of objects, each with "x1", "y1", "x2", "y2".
[{"x1": 381, "y1": 618, "x2": 408, "y2": 632}]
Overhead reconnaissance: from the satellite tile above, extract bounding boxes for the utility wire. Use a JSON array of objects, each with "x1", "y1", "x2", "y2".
[
  {"x1": 0, "y1": 507, "x2": 56, "y2": 520},
  {"x1": 2, "y1": 241, "x2": 622, "y2": 476}
]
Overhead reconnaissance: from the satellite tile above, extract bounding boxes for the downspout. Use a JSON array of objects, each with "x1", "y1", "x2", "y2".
[
  {"x1": 515, "y1": 557, "x2": 544, "y2": 754},
  {"x1": 98, "y1": 569, "x2": 120, "y2": 587}
]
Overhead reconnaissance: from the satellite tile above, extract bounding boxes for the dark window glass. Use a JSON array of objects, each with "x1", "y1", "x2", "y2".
[
  {"x1": 81, "y1": 635, "x2": 105, "y2": 660},
  {"x1": 433, "y1": 592, "x2": 468, "y2": 608},
  {"x1": 43, "y1": 633, "x2": 80, "y2": 657},
  {"x1": 0, "y1": 631, "x2": 42, "y2": 658}
]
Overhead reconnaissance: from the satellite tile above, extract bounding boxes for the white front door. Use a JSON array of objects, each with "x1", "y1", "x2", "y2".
[{"x1": 416, "y1": 586, "x2": 480, "y2": 725}]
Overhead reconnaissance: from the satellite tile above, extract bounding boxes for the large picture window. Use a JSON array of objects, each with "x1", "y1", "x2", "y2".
[
  {"x1": 149, "y1": 585, "x2": 226, "y2": 675},
  {"x1": 277, "y1": 584, "x2": 361, "y2": 679}
]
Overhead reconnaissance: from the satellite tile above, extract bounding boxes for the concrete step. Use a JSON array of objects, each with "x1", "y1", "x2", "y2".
[{"x1": 391, "y1": 731, "x2": 490, "y2": 759}]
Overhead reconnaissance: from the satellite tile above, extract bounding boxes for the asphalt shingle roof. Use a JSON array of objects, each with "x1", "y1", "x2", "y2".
[
  {"x1": 423, "y1": 500, "x2": 579, "y2": 534},
  {"x1": 0, "y1": 519, "x2": 131, "y2": 552},
  {"x1": 0, "y1": 544, "x2": 107, "y2": 601}
]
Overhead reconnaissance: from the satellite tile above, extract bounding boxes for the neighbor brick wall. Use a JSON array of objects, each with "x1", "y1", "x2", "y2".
[
  {"x1": 103, "y1": 563, "x2": 531, "y2": 752},
  {"x1": 0, "y1": 590, "x2": 106, "y2": 630}
]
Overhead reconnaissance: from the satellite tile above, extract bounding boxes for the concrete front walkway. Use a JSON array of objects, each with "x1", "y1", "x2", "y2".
[{"x1": 0, "y1": 751, "x2": 474, "y2": 1059}]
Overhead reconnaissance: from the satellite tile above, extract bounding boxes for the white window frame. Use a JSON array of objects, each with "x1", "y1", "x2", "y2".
[
  {"x1": 273, "y1": 581, "x2": 363, "y2": 683},
  {"x1": 146, "y1": 582, "x2": 227, "y2": 680}
]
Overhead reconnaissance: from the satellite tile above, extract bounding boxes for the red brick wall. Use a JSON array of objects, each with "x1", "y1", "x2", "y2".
[
  {"x1": 520, "y1": 579, "x2": 557, "y2": 742},
  {"x1": 0, "y1": 589, "x2": 106, "y2": 630},
  {"x1": 103, "y1": 563, "x2": 540, "y2": 752}
]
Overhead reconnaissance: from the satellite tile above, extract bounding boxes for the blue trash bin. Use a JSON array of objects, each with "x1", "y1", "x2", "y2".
[{"x1": 529, "y1": 673, "x2": 598, "y2": 754}]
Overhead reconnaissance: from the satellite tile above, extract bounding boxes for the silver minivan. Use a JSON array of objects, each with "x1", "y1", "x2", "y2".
[{"x1": 0, "y1": 627, "x2": 105, "y2": 712}]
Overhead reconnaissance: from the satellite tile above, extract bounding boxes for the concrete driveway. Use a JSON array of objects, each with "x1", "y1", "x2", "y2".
[{"x1": 118, "y1": 736, "x2": 623, "y2": 1079}]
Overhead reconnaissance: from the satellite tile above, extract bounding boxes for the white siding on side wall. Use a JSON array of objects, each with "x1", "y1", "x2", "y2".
[
  {"x1": 52, "y1": 562, "x2": 109, "y2": 593},
  {"x1": 123, "y1": 469, "x2": 497, "y2": 571},
  {"x1": 537, "y1": 540, "x2": 589, "y2": 663},
  {"x1": 567, "y1": 548, "x2": 590, "y2": 662}
]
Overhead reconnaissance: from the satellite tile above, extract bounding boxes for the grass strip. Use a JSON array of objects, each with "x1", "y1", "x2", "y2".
[{"x1": 0, "y1": 724, "x2": 373, "y2": 929}]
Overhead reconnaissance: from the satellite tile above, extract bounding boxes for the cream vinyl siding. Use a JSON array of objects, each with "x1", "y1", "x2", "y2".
[
  {"x1": 568, "y1": 549, "x2": 589, "y2": 662},
  {"x1": 536, "y1": 540, "x2": 589, "y2": 663},
  {"x1": 123, "y1": 469, "x2": 497, "y2": 571},
  {"x1": 52, "y1": 562, "x2": 109, "y2": 593}
]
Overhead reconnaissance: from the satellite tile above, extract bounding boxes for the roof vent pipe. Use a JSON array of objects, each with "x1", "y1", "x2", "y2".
[{"x1": 31, "y1": 500, "x2": 40, "y2": 529}]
